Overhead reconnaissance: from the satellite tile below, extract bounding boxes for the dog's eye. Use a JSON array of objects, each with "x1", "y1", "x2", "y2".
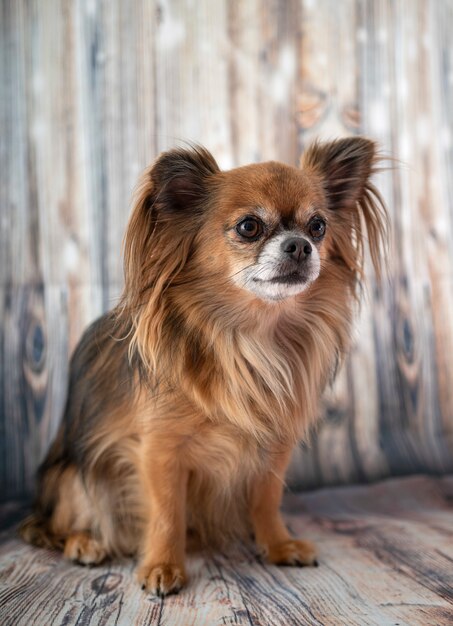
[
  {"x1": 308, "y1": 218, "x2": 326, "y2": 240},
  {"x1": 236, "y1": 217, "x2": 263, "y2": 240}
]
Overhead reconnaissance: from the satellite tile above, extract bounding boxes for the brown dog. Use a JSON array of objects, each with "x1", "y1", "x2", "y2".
[{"x1": 20, "y1": 138, "x2": 388, "y2": 596}]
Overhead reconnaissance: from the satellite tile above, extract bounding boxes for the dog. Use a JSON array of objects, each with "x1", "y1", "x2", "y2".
[{"x1": 20, "y1": 137, "x2": 388, "y2": 596}]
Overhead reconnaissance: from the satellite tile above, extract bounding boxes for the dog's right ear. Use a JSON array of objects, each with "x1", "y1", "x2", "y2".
[
  {"x1": 122, "y1": 146, "x2": 219, "y2": 310},
  {"x1": 146, "y1": 146, "x2": 220, "y2": 216},
  {"x1": 126, "y1": 146, "x2": 220, "y2": 242}
]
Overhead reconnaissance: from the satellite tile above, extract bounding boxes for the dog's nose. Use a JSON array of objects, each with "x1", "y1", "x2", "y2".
[{"x1": 281, "y1": 237, "x2": 312, "y2": 262}]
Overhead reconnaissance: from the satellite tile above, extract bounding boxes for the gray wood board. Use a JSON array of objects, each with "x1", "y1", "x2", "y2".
[{"x1": 1, "y1": 475, "x2": 452, "y2": 626}]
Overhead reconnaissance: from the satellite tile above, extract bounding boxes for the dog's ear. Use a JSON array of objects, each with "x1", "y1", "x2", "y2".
[
  {"x1": 301, "y1": 137, "x2": 376, "y2": 210},
  {"x1": 302, "y1": 137, "x2": 388, "y2": 282},
  {"x1": 121, "y1": 146, "x2": 220, "y2": 368},
  {"x1": 122, "y1": 146, "x2": 220, "y2": 311},
  {"x1": 149, "y1": 146, "x2": 220, "y2": 215}
]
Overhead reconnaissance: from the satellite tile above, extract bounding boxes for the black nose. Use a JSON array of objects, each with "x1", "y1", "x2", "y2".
[{"x1": 281, "y1": 237, "x2": 312, "y2": 262}]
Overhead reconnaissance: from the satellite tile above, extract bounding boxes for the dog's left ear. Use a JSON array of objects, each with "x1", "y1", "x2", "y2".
[
  {"x1": 301, "y1": 137, "x2": 376, "y2": 210},
  {"x1": 302, "y1": 136, "x2": 389, "y2": 282}
]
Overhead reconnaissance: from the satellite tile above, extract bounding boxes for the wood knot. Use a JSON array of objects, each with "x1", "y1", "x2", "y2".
[
  {"x1": 26, "y1": 322, "x2": 46, "y2": 373},
  {"x1": 91, "y1": 572, "x2": 122, "y2": 594},
  {"x1": 22, "y1": 287, "x2": 48, "y2": 404},
  {"x1": 296, "y1": 84, "x2": 329, "y2": 130}
]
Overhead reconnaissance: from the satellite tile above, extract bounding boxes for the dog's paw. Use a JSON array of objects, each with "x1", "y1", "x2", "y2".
[
  {"x1": 63, "y1": 532, "x2": 107, "y2": 566},
  {"x1": 266, "y1": 539, "x2": 318, "y2": 566},
  {"x1": 137, "y1": 563, "x2": 186, "y2": 597}
]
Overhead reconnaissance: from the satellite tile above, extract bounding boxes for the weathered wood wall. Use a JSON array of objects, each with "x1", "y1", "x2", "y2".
[{"x1": 1, "y1": 0, "x2": 453, "y2": 500}]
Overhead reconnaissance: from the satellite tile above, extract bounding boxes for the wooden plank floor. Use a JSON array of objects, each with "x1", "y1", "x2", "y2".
[{"x1": 0, "y1": 475, "x2": 452, "y2": 626}]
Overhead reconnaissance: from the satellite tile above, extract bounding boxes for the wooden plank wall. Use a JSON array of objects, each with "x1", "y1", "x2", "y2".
[{"x1": 1, "y1": 0, "x2": 453, "y2": 500}]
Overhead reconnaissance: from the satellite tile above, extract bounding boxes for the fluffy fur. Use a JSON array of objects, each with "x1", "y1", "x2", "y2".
[{"x1": 20, "y1": 137, "x2": 388, "y2": 596}]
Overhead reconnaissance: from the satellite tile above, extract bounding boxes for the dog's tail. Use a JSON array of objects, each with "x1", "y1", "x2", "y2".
[{"x1": 19, "y1": 513, "x2": 64, "y2": 550}]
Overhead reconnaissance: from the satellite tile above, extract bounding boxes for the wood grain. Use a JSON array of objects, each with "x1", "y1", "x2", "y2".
[
  {"x1": 1, "y1": 475, "x2": 453, "y2": 625},
  {"x1": 1, "y1": 0, "x2": 453, "y2": 500}
]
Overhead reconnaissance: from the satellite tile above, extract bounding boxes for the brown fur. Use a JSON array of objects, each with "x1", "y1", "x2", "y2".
[{"x1": 20, "y1": 138, "x2": 388, "y2": 596}]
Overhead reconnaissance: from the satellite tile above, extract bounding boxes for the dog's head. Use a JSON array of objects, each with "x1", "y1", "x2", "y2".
[{"x1": 123, "y1": 138, "x2": 387, "y2": 311}]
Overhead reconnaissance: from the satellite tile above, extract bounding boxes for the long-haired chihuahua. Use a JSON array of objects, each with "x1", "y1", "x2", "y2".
[{"x1": 21, "y1": 137, "x2": 388, "y2": 596}]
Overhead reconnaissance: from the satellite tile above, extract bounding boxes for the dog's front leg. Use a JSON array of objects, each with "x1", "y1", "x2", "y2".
[
  {"x1": 250, "y1": 446, "x2": 318, "y2": 566},
  {"x1": 137, "y1": 448, "x2": 188, "y2": 596}
]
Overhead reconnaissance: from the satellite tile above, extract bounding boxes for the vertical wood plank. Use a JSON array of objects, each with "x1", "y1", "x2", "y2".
[
  {"x1": 424, "y1": 0, "x2": 453, "y2": 464},
  {"x1": 152, "y1": 0, "x2": 233, "y2": 167},
  {"x1": 227, "y1": 0, "x2": 301, "y2": 166},
  {"x1": 361, "y1": 0, "x2": 452, "y2": 475}
]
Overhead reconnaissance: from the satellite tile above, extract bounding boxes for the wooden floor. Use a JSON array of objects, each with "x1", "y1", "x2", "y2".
[{"x1": 0, "y1": 475, "x2": 452, "y2": 626}]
